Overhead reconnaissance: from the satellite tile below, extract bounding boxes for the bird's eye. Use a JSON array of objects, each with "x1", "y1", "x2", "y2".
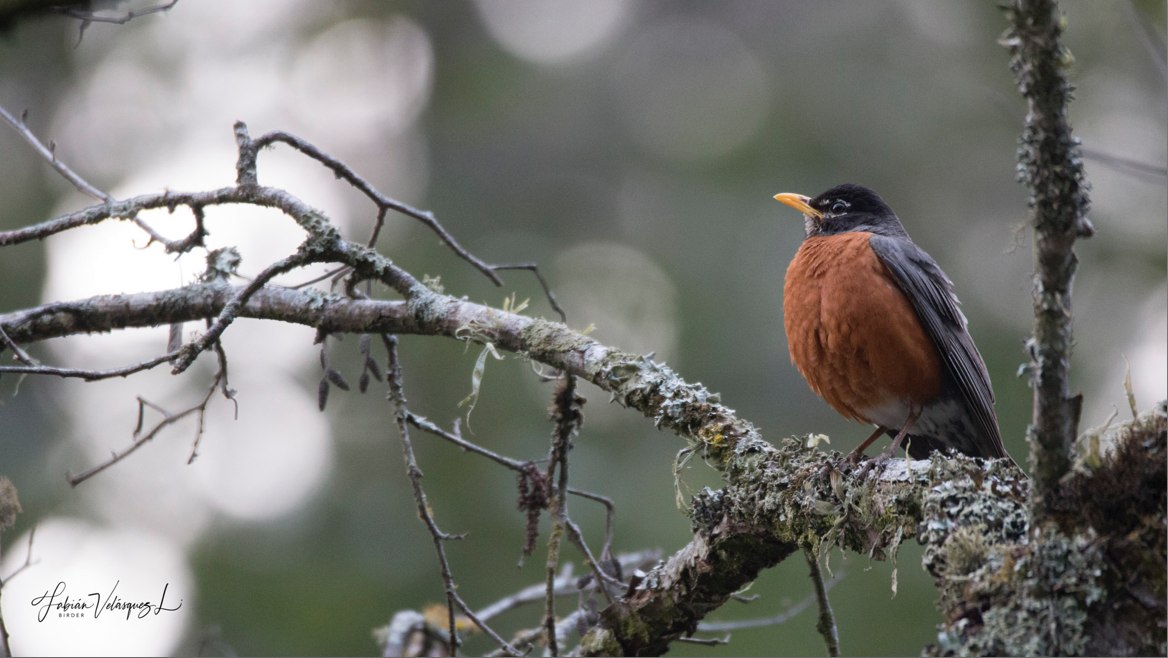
[{"x1": 830, "y1": 201, "x2": 847, "y2": 214}]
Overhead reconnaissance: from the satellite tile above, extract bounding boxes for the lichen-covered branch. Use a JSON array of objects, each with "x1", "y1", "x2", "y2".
[
  {"x1": 1, "y1": 111, "x2": 1161, "y2": 656},
  {"x1": 2, "y1": 257, "x2": 1164, "y2": 656},
  {"x1": 1001, "y1": 0, "x2": 1094, "y2": 517}
]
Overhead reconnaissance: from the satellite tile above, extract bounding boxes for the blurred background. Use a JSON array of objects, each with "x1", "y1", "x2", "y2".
[{"x1": 0, "y1": 1, "x2": 1163, "y2": 655}]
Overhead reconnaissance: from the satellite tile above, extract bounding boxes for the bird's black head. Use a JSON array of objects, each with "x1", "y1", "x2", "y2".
[{"x1": 774, "y1": 183, "x2": 909, "y2": 239}]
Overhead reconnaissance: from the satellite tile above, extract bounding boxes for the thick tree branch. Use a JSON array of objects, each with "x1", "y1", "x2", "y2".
[
  {"x1": 0, "y1": 283, "x2": 1022, "y2": 655},
  {"x1": 1, "y1": 107, "x2": 1160, "y2": 656}
]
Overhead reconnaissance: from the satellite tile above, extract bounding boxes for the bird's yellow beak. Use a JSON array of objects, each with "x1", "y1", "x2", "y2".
[{"x1": 774, "y1": 193, "x2": 822, "y2": 220}]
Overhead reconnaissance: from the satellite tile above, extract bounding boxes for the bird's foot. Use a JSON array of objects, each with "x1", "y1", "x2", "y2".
[
  {"x1": 843, "y1": 447, "x2": 868, "y2": 465},
  {"x1": 855, "y1": 445, "x2": 900, "y2": 478}
]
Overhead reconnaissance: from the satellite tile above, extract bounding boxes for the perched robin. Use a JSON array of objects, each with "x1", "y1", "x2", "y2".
[{"x1": 775, "y1": 184, "x2": 1008, "y2": 461}]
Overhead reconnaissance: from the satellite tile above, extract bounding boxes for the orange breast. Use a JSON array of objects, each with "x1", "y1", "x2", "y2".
[{"x1": 783, "y1": 232, "x2": 942, "y2": 424}]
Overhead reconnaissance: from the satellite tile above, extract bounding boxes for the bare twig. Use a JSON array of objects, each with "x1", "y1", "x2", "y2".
[
  {"x1": 407, "y1": 414, "x2": 525, "y2": 470},
  {"x1": 383, "y1": 335, "x2": 522, "y2": 657},
  {"x1": 136, "y1": 204, "x2": 209, "y2": 255},
  {"x1": 0, "y1": 488, "x2": 32, "y2": 658},
  {"x1": 53, "y1": 0, "x2": 179, "y2": 25},
  {"x1": 254, "y1": 130, "x2": 504, "y2": 287},
  {"x1": 491, "y1": 263, "x2": 567, "y2": 323},
  {"x1": 1121, "y1": 0, "x2": 1167, "y2": 82},
  {"x1": 171, "y1": 251, "x2": 317, "y2": 374},
  {"x1": 697, "y1": 571, "x2": 843, "y2": 633},
  {"x1": 189, "y1": 341, "x2": 236, "y2": 463},
  {"x1": 1080, "y1": 147, "x2": 1167, "y2": 181},
  {"x1": 250, "y1": 131, "x2": 568, "y2": 322},
  {"x1": 474, "y1": 550, "x2": 661, "y2": 623},
  {"x1": 676, "y1": 634, "x2": 731, "y2": 646},
  {"x1": 563, "y1": 519, "x2": 620, "y2": 600},
  {"x1": 407, "y1": 412, "x2": 618, "y2": 566},
  {"x1": 0, "y1": 350, "x2": 177, "y2": 381},
  {"x1": 0, "y1": 495, "x2": 34, "y2": 658},
  {"x1": 0, "y1": 104, "x2": 111, "y2": 202},
  {"x1": 67, "y1": 366, "x2": 225, "y2": 487},
  {"x1": 565, "y1": 488, "x2": 614, "y2": 562},
  {"x1": 0, "y1": 527, "x2": 38, "y2": 586},
  {"x1": 288, "y1": 265, "x2": 351, "y2": 290},
  {"x1": 385, "y1": 335, "x2": 463, "y2": 653},
  {"x1": 807, "y1": 549, "x2": 840, "y2": 657},
  {"x1": 0, "y1": 326, "x2": 35, "y2": 366},
  {"x1": 484, "y1": 607, "x2": 587, "y2": 658}
]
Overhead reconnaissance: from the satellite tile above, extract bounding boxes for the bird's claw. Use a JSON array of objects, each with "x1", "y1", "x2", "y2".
[{"x1": 855, "y1": 447, "x2": 899, "y2": 478}]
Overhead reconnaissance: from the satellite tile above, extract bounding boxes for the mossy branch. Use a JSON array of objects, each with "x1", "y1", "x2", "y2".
[
  {"x1": 1, "y1": 110, "x2": 1160, "y2": 655},
  {"x1": 5, "y1": 282, "x2": 1161, "y2": 655},
  {"x1": 1001, "y1": 0, "x2": 1094, "y2": 520}
]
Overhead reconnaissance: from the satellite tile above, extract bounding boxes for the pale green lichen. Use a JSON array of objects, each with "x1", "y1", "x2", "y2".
[
  {"x1": 924, "y1": 404, "x2": 1165, "y2": 657},
  {"x1": 520, "y1": 317, "x2": 593, "y2": 358},
  {"x1": 302, "y1": 287, "x2": 343, "y2": 313},
  {"x1": 405, "y1": 287, "x2": 449, "y2": 327},
  {"x1": 421, "y1": 274, "x2": 444, "y2": 295},
  {"x1": 577, "y1": 627, "x2": 623, "y2": 656}
]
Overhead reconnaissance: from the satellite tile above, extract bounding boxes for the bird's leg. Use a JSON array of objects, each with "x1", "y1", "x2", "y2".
[
  {"x1": 857, "y1": 408, "x2": 922, "y2": 476},
  {"x1": 845, "y1": 426, "x2": 887, "y2": 463},
  {"x1": 878, "y1": 407, "x2": 922, "y2": 460}
]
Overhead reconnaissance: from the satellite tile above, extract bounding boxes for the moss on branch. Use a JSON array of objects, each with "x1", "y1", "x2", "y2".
[{"x1": 1, "y1": 284, "x2": 1162, "y2": 657}]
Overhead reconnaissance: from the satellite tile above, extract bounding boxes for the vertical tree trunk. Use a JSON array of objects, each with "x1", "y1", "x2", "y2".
[{"x1": 1001, "y1": 0, "x2": 1093, "y2": 522}]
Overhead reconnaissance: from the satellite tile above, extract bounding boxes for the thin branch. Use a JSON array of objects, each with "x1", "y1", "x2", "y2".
[
  {"x1": 566, "y1": 487, "x2": 614, "y2": 561},
  {"x1": 0, "y1": 185, "x2": 306, "y2": 247},
  {"x1": 485, "y1": 607, "x2": 588, "y2": 658},
  {"x1": 67, "y1": 367, "x2": 224, "y2": 487},
  {"x1": 53, "y1": 0, "x2": 179, "y2": 25},
  {"x1": 253, "y1": 130, "x2": 504, "y2": 286},
  {"x1": 697, "y1": 571, "x2": 843, "y2": 633},
  {"x1": 544, "y1": 510, "x2": 565, "y2": 655},
  {"x1": 807, "y1": 549, "x2": 840, "y2": 657},
  {"x1": 407, "y1": 413, "x2": 525, "y2": 470},
  {"x1": 287, "y1": 266, "x2": 351, "y2": 290},
  {"x1": 133, "y1": 204, "x2": 208, "y2": 255},
  {"x1": 676, "y1": 634, "x2": 731, "y2": 646},
  {"x1": 478, "y1": 562, "x2": 579, "y2": 623},
  {"x1": 0, "y1": 526, "x2": 37, "y2": 585},
  {"x1": 1121, "y1": 0, "x2": 1167, "y2": 82},
  {"x1": 408, "y1": 410, "x2": 619, "y2": 598},
  {"x1": 563, "y1": 519, "x2": 620, "y2": 601},
  {"x1": 385, "y1": 335, "x2": 462, "y2": 653},
  {"x1": 189, "y1": 341, "x2": 236, "y2": 464},
  {"x1": 0, "y1": 326, "x2": 35, "y2": 366},
  {"x1": 383, "y1": 335, "x2": 521, "y2": 657},
  {"x1": 0, "y1": 104, "x2": 111, "y2": 202},
  {"x1": 542, "y1": 374, "x2": 584, "y2": 656},
  {"x1": 492, "y1": 263, "x2": 567, "y2": 323},
  {"x1": 0, "y1": 350, "x2": 177, "y2": 381},
  {"x1": 0, "y1": 526, "x2": 36, "y2": 658},
  {"x1": 171, "y1": 251, "x2": 316, "y2": 374},
  {"x1": 475, "y1": 550, "x2": 662, "y2": 623},
  {"x1": 1080, "y1": 147, "x2": 1167, "y2": 181}
]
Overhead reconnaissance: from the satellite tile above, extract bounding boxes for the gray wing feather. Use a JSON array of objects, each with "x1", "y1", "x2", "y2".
[{"x1": 868, "y1": 234, "x2": 1007, "y2": 459}]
